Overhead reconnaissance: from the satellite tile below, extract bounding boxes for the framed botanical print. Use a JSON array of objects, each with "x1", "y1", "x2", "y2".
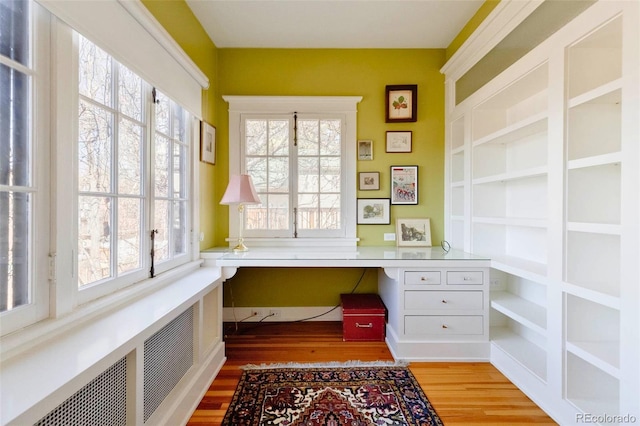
[{"x1": 386, "y1": 84, "x2": 417, "y2": 123}]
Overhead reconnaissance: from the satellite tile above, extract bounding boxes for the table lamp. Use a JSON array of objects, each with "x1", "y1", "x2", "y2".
[{"x1": 220, "y1": 174, "x2": 261, "y2": 252}]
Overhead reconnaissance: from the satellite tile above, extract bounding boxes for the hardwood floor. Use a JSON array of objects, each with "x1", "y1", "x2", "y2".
[{"x1": 187, "y1": 322, "x2": 557, "y2": 425}]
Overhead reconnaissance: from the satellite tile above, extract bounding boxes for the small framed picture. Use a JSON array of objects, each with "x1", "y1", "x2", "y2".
[
  {"x1": 357, "y1": 198, "x2": 391, "y2": 225},
  {"x1": 386, "y1": 131, "x2": 412, "y2": 153},
  {"x1": 358, "y1": 139, "x2": 373, "y2": 160},
  {"x1": 396, "y1": 218, "x2": 432, "y2": 247},
  {"x1": 200, "y1": 121, "x2": 216, "y2": 165},
  {"x1": 390, "y1": 165, "x2": 418, "y2": 205},
  {"x1": 359, "y1": 172, "x2": 380, "y2": 191},
  {"x1": 386, "y1": 84, "x2": 417, "y2": 123}
]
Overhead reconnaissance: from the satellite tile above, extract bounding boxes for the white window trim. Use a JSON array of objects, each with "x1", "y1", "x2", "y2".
[{"x1": 223, "y1": 96, "x2": 362, "y2": 248}]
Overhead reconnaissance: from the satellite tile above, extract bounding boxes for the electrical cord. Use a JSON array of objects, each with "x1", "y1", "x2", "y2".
[{"x1": 227, "y1": 268, "x2": 369, "y2": 335}]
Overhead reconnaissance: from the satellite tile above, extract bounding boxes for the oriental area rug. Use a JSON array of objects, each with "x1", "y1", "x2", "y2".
[{"x1": 221, "y1": 361, "x2": 444, "y2": 425}]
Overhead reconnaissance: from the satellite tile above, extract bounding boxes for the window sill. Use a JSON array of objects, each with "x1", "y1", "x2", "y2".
[{"x1": 1, "y1": 260, "x2": 208, "y2": 362}]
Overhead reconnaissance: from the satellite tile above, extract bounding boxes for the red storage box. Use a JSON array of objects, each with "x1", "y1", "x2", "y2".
[{"x1": 341, "y1": 294, "x2": 386, "y2": 342}]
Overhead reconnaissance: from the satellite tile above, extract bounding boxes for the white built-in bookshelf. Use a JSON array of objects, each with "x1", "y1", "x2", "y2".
[{"x1": 442, "y1": 1, "x2": 639, "y2": 424}]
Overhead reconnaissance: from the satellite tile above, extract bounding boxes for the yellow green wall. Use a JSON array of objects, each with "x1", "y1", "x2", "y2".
[
  {"x1": 215, "y1": 49, "x2": 446, "y2": 248},
  {"x1": 215, "y1": 48, "x2": 445, "y2": 306},
  {"x1": 142, "y1": 0, "x2": 219, "y2": 250},
  {"x1": 145, "y1": 0, "x2": 496, "y2": 309}
]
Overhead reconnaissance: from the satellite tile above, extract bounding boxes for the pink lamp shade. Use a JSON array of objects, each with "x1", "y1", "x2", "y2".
[{"x1": 220, "y1": 174, "x2": 261, "y2": 205}]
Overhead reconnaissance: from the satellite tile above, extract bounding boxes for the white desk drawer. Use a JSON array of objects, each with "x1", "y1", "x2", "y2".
[
  {"x1": 404, "y1": 271, "x2": 441, "y2": 285},
  {"x1": 404, "y1": 291, "x2": 483, "y2": 310},
  {"x1": 446, "y1": 271, "x2": 483, "y2": 285},
  {"x1": 405, "y1": 315, "x2": 483, "y2": 335}
]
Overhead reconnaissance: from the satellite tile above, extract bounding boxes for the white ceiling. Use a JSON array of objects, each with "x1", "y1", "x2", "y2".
[{"x1": 186, "y1": 0, "x2": 485, "y2": 49}]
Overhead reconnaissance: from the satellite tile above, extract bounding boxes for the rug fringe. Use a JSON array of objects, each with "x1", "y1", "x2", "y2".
[{"x1": 240, "y1": 360, "x2": 409, "y2": 370}]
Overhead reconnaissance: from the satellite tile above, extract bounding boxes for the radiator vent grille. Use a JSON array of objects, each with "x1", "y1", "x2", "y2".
[
  {"x1": 143, "y1": 306, "x2": 194, "y2": 422},
  {"x1": 34, "y1": 357, "x2": 127, "y2": 426}
]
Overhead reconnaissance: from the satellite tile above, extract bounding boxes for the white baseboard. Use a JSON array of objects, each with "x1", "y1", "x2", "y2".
[{"x1": 223, "y1": 306, "x2": 342, "y2": 322}]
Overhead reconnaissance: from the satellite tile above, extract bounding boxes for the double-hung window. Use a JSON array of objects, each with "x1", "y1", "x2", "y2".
[
  {"x1": 76, "y1": 35, "x2": 191, "y2": 300},
  {"x1": 225, "y1": 96, "x2": 361, "y2": 247}
]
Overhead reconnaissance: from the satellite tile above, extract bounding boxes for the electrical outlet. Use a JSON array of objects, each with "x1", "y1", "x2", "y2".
[
  {"x1": 490, "y1": 279, "x2": 500, "y2": 288},
  {"x1": 269, "y1": 309, "x2": 281, "y2": 318},
  {"x1": 251, "y1": 309, "x2": 264, "y2": 318},
  {"x1": 384, "y1": 233, "x2": 396, "y2": 241}
]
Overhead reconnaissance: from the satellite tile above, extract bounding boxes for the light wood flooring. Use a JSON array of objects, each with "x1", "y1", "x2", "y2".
[{"x1": 187, "y1": 321, "x2": 557, "y2": 425}]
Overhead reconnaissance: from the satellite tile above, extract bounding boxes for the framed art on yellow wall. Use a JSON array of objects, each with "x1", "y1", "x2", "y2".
[
  {"x1": 386, "y1": 84, "x2": 417, "y2": 123},
  {"x1": 201, "y1": 121, "x2": 216, "y2": 165}
]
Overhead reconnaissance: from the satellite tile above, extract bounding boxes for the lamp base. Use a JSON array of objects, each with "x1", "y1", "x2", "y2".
[{"x1": 232, "y1": 239, "x2": 249, "y2": 252}]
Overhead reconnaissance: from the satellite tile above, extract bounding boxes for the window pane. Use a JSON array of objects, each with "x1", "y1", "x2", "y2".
[
  {"x1": 320, "y1": 157, "x2": 340, "y2": 192},
  {"x1": 117, "y1": 197, "x2": 141, "y2": 274},
  {"x1": 79, "y1": 35, "x2": 112, "y2": 107},
  {"x1": 1, "y1": 64, "x2": 30, "y2": 187},
  {"x1": 155, "y1": 93, "x2": 170, "y2": 136},
  {"x1": 155, "y1": 134, "x2": 169, "y2": 197},
  {"x1": 78, "y1": 196, "x2": 112, "y2": 286},
  {"x1": 246, "y1": 157, "x2": 267, "y2": 192},
  {"x1": 0, "y1": 0, "x2": 29, "y2": 66},
  {"x1": 268, "y1": 194, "x2": 289, "y2": 230},
  {"x1": 79, "y1": 100, "x2": 112, "y2": 192},
  {"x1": 246, "y1": 197, "x2": 266, "y2": 230},
  {"x1": 172, "y1": 201, "x2": 186, "y2": 255},
  {"x1": 298, "y1": 157, "x2": 319, "y2": 193},
  {"x1": 173, "y1": 143, "x2": 186, "y2": 198},
  {"x1": 172, "y1": 103, "x2": 186, "y2": 142},
  {"x1": 320, "y1": 119, "x2": 341, "y2": 155},
  {"x1": 118, "y1": 118, "x2": 142, "y2": 195},
  {"x1": 0, "y1": 191, "x2": 30, "y2": 311},
  {"x1": 246, "y1": 120, "x2": 267, "y2": 156},
  {"x1": 153, "y1": 200, "x2": 169, "y2": 262},
  {"x1": 320, "y1": 193, "x2": 340, "y2": 229},
  {"x1": 298, "y1": 119, "x2": 318, "y2": 156},
  {"x1": 298, "y1": 193, "x2": 318, "y2": 229},
  {"x1": 269, "y1": 120, "x2": 288, "y2": 156},
  {"x1": 268, "y1": 157, "x2": 289, "y2": 193},
  {"x1": 118, "y1": 64, "x2": 143, "y2": 121}
]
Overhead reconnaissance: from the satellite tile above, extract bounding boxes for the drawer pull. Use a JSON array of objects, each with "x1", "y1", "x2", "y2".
[
  {"x1": 356, "y1": 322, "x2": 373, "y2": 328},
  {"x1": 463, "y1": 276, "x2": 472, "y2": 281},
  {"x1": 441, "y1": 324, "x2": 448, "y2": 329},
  {"x1": 420, "y1": 277, "x2": 428, "y2": 281},
  {"x1": 441, "y1": 299, "x2": 447, "y2": 304}
]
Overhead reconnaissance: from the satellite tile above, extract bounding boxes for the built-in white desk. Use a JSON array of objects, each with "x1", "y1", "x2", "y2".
[{"x1": 201, "y1": 246, "x2": 491, "y2": 361}]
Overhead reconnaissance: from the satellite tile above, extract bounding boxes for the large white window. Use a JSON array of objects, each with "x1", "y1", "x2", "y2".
[
  {"x1": 224, "y1": 96, "x2": 361, "y2": 247},
  {"x1": 0, "y1": 0, "x2": 50, "y2": 333},
  {"x1": 0, "y1": 0, "x2": 204, "y2": 336},
  {"x1": 77, "y1": 35, "x2": 191, "y2": 296}
]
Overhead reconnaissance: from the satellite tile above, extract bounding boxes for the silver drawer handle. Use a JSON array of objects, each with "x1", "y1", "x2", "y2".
[
  {"x1": 463, "y1": 276, "x2": 472, "y2": 281},
  {"x1": 356, "y1": 323, "x2": 373, "y2": 328}
]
